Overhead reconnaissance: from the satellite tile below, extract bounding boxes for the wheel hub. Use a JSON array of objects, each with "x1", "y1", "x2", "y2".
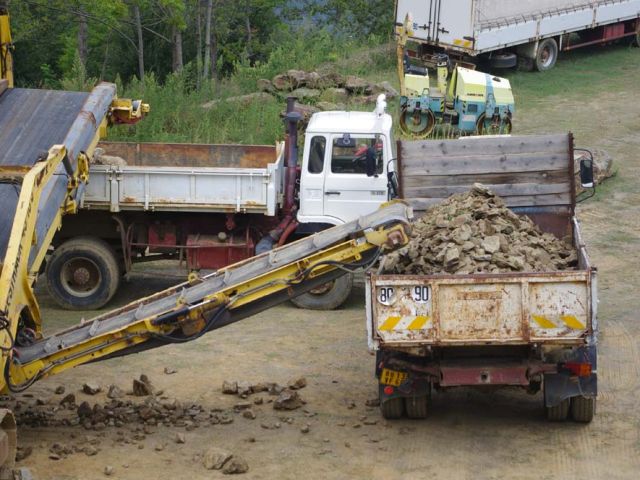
[
  {"x1": 72, "y1": 267, "x2": 91, "y2": 286},
  {"x1": 60, "y1": 257, "x2": 102, "y2": 297}
]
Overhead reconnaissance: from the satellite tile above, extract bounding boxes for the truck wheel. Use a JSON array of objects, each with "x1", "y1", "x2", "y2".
[
  {"x1": 46, "y1": 237, "x2": 121, "y2": 310},
  {"x1": 535, "y1": 38, "x2": 558, "y2": 71},
  {"x1": 570, "y1": 396, "x2": 595, "y2": 423},
  {"x1": 489, "y1": 52, "x2": 517, "y2": 69},
  {"x1": 632, "y1": 31, "x2": 640, "y2": 47},
  {"x1": 545, "y1": 398, "x2": 570, "y2": 421},
  {"x1": 405, "y1": 395, "x2": 429, "y2": 419},
  {"x1": 290, "y1": 273, "x2": 354, "y2": 310},
  {"x1": 381, "y1": 397, "x2": 404, "y2": 419}
]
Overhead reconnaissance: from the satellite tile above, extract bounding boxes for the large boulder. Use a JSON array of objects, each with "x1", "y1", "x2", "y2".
[
  {"x1": 289, "y1": 87, "x2": 321, "y2": 101},
  {"x1": 345, "y1": 75, "x2": 372, "y2": 94},
  {"x1": 319, "y1": 87, "x2": 349, "y2": 104}
]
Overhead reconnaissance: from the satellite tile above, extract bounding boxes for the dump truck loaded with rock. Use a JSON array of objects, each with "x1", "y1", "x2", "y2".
[{"x1": 367, "y1": 135, "x2": 598, "y2": 422}]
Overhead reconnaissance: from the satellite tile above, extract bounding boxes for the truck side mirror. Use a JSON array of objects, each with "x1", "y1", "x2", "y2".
[{"x1": 580, "y1": 158, "x2": 594, "y2": 188}]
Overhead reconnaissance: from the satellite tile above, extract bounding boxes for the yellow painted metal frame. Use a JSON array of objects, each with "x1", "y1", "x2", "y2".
[
  {"x1": 0, "y1": 119, "x2": 107, "y2": 393},
  {"x1": 0, "y1": 12, "x2": 14, "y2": 87},
  {"x1": 7, "y1": 224, "x2": 409, "y2": 389}
]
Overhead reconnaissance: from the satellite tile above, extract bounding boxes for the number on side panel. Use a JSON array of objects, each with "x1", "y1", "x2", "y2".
[
  {"x1": 378, "y1": 287, "x2": 395, "y2": 305},
  {"x1": 412, "y1": 286, "x2": 430, "y2": 303}
]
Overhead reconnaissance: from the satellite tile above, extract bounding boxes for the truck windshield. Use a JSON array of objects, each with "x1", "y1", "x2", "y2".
[{"x1": 331, "y1": 136, "x2": 384, "y2": 177}]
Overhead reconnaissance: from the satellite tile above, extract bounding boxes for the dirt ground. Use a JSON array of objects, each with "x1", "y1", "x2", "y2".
[{"x1": 12, "y1": 50, "x2": 640, "y2": 479}]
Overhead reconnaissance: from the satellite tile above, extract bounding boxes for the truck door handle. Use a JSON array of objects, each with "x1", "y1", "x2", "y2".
[{"x1": 325, "y1": 191, "x2": 341, "y2": 196}]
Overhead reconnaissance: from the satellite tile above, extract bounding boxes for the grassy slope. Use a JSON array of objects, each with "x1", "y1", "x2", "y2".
[{"x1": 110, "y1": 40, "x2": 639, "y2": 148}]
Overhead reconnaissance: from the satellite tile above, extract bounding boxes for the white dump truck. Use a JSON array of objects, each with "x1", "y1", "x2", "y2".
[
  {"x1": 48, "y1": 97, "x2": 397, "y2": 310},
  {"x1": 366, "y1": 133, "x2": 598, "y2": 422},
  {"x1": 395, "y1": 0, "x2": 640, "y2": 70}
]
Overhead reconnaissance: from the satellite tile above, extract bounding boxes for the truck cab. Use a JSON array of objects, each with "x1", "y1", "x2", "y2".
[{"x1": 297, "y1": 97, "x2": 396, "y2": 226}]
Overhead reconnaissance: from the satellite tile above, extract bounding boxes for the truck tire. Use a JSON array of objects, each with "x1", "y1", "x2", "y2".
[
  {"x1": 545, "y1": 398, "x2": 570, "y2": 421},
  {"x1": 633, "y1": 31, "x2": 640, "y2": 47},
  {"x1": 535, "y1": 38, "x2": 558, "y2": 71},
  {"x1": 46, "y1": 237, "x2": 121, "y2": 310},
  {"x1": 290, "y1": 273, "x2": 354, "y2": 310},
  {"x1": 405, "y1": 395, "x2": 429, "y2": 419},
  {"x1": 489, "y1": 52, "x2": 517, "y2": 69},
  {"x1": 381, "y1": 397, "x2": 404, "y2": 419},
  {"x1": 570, "y1": 396, "x2": 595, "y2": 423}
]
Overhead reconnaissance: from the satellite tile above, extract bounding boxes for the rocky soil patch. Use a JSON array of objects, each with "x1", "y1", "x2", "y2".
[{"x1": 382, "y1": 184, "x2": 578, "y2": 275}]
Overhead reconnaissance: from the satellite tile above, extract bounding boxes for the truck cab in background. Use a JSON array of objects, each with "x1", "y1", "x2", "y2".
[{"x1": 297, "y1": 96, "x2": 396, "y2": 226}]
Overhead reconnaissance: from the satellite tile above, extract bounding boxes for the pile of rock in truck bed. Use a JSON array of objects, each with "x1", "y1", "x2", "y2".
[{"x1": 381, "y1": 184, "x2": 578, "y2": 275}]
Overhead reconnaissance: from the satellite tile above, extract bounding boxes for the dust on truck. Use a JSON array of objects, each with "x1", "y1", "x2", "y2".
[
  {"x1": 366, "y1": 134, "x2": 598, "y2": 422},
  {"x1": 395, "y1": 0, "x2": 640, "y2": 71}
]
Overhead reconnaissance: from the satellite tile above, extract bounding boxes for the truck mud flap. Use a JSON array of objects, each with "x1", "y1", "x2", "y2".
[
  {"x1": 378, "y1": 376, "x2": 431, "y2": 402},
  {"x1": 544, "y1": 346, "x2": 597, "y2": 407}
]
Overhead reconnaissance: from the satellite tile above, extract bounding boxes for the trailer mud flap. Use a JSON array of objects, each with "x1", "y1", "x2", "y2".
[{"x1": 544, "y1": 346, "x2": 597, "y2": 407}]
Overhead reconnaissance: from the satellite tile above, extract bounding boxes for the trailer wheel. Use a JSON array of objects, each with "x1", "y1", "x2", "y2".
[
  {"x1": 290, "y1": 272, "x2": 354, "y2": 310},
  {"x1": 405, "y1": 394, "x2": 429, "y2": 419},
  {"x1": 381, "y1": 397, "x2": 404, "y2": 420},
  {"x1": 46, "y1": 237, "x2": 120, "y2": 310},
  {"x1": 545, "y1": 398, "x2": 570, "y2": 421},
  {"x1": 632, "y1": 31, "x2": 640, "y2": 47},
  {"x1": 570, "y1": 396, "x2": 596, "y2": 423},
  {"x1": 535, "y1": 38, "x2": 558, "y2": 71}
]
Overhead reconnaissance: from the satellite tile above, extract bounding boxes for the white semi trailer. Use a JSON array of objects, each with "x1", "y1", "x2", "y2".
[{"x1": 395, "y1": 0, "x2": 640, "y2": 70}]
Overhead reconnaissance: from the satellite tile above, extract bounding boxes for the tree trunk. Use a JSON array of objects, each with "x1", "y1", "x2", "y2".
[
  {"x1": 211, "y1": 25, "x2": 218, "y2": 90},
  {"x1": 196, "y1": 0, "x2": 203, "y2": 88},
  {"x1": 77, "y1": 6, "x2": 88, "y2": 67},
  {"x1": 133, "y1": 4, "x2": 144, "y2": 81},
  {"x1": 245, "y1": 0, "x2": 252, "y2": 61},
  {"x1": 100, "y1": 31, "x2": 112, "y2": 80},
  {"x1": 172, "y1": 25, "x2": 183, "y2": 72},
  {"x1": 203, "y1": 0, "x2": 213, "y2": 80}
]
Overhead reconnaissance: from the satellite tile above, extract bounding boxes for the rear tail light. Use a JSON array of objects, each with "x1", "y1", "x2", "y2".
[
  {"x1": 383, "y1": 386, "x2": 394, "y2": 395},
  {"x1": 563, "y1": 362, "x2": 592, "y2": 377}
]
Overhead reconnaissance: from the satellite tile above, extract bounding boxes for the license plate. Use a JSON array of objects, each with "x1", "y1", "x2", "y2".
[{"x1": 380, "y1": 368, "x2": 408, "y2": 387}]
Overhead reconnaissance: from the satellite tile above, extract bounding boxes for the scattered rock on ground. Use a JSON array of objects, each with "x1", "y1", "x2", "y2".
[
  {"x1": 54, "y1": 386, "x2": 65, "y2": 395},
  {"x1": 163, "y1": 367, "x2": 177, "y2": 375},
  {"x1": 107, "y1": 385, "x2": 124, "y2": 399},
  {"x1": 222, "y1": 381, "x2": 238, "y2": 394},
  {"x1": 16, "y1": 446, "x2": 33, "y2": 462},
  {"x1": 60, "y1": 394, "x2": 76, "y2": 406},
  {"x1": 203, "y1": 447, "x2": 233, "y2": 470},
  {"x1": 132, "y1": 375, "x2": 154, "y2": 396},
  {"x1": 287, "y1": 377, "x2": 307, "y2": 390},
  {"x1": 273, "y1": 389, "x2": 304, "y2": 411},
  {"x1": 222, "y1": 456, "x2": 249, "y2": 475}
]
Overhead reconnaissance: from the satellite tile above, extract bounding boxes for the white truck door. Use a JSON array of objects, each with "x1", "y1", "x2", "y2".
[
  {"x1": 322, "y1": 134, "x2": 388, "y2": 223},
  {"x1": 397, "y1": 0, "x2": 475, "y2": 49},
  {"x1": 298, "y1": 134, "x2": 327, "y2": 218}
]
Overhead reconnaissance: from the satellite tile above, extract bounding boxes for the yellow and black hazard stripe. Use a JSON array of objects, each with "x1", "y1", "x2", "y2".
[
  {"x1": 531, "y1": 314, "x2": 585, "y2": 330},
  {"x1": 378, "y1": 315, "x2": 431, "y2": 332}
]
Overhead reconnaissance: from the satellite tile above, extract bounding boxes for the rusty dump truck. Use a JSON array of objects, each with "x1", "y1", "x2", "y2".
[{"x1": 366, "y1": 133, "x2": 598, "y2": 422}]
